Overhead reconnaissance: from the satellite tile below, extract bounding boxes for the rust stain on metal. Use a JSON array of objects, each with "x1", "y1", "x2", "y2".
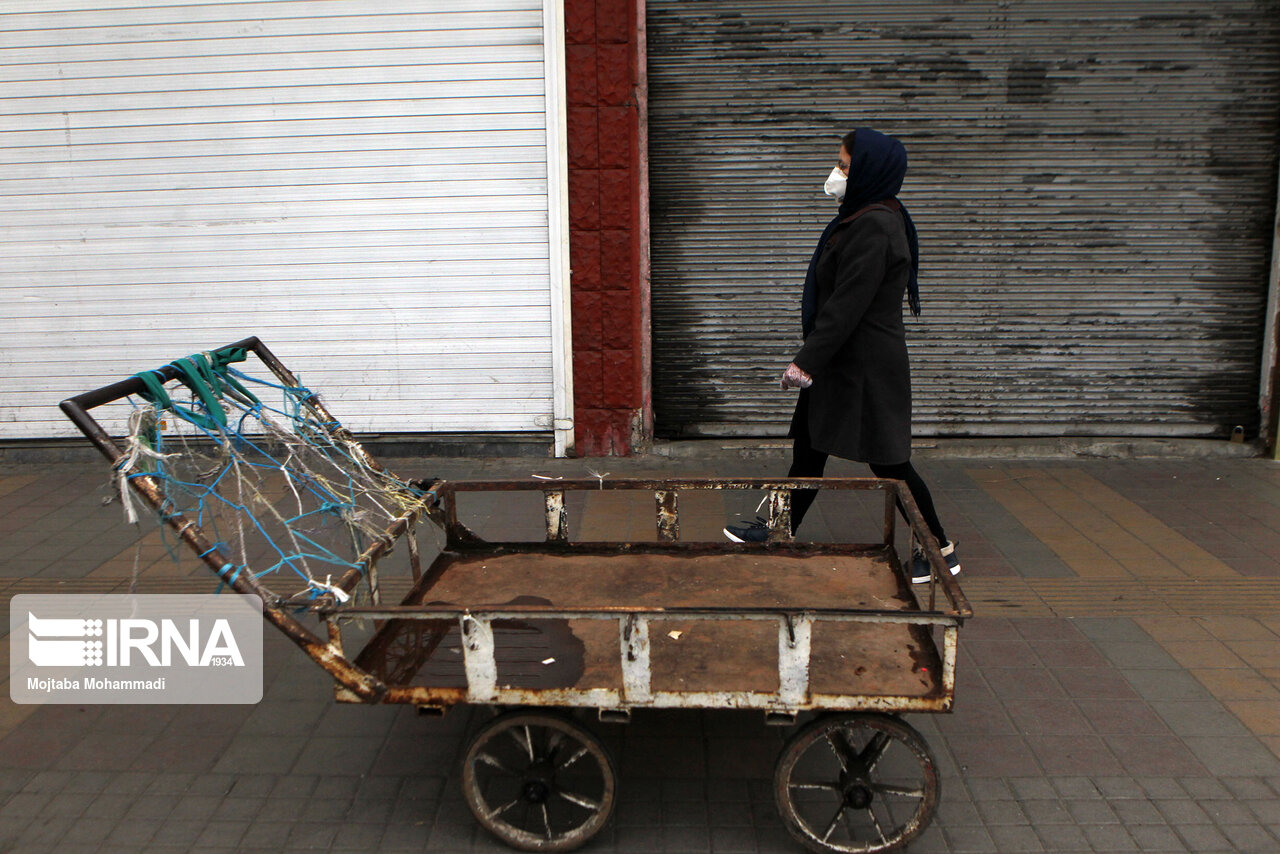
[
  {"x1": 545, "y1": 489, "x2": 568, "y2": 542},
  {"x1": 655, "y1": 489, "x2": 679, "y2": 541}
]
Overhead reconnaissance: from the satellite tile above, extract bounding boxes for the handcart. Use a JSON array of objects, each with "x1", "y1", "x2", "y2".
[{"x1": 61, "y1": 338, "x2": 971, "y2": 854}]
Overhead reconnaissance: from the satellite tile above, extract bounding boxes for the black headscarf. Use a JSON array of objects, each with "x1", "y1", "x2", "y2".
[{"x1": 801, "y1": 128, "x2": 921, "y2": 336}]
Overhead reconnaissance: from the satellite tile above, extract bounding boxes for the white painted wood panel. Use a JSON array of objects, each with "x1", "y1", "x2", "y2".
[{"x1": 0, "y1": 0, "x2": 569, "y2": 443}]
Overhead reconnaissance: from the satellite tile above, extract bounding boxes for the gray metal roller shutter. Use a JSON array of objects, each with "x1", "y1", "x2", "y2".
[{"x1": 647, "y1": 0, "x2": 1280, "y2": 439}]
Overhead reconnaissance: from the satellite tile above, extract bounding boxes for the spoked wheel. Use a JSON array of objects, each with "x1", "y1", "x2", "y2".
[
  {"x1": 461, "y1": 711, "x2": 617, "y2": 852},
  {"x1": 774, "y1": 713, "x2": 939, "y2": 853}
]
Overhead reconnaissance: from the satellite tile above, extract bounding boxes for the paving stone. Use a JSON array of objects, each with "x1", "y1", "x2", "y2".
[
  {"x1": 1159, "y1": 703, "x2": 1251, "y2": 743},
  {"x1": 193, "y1": 819, "x2": 251, "y2": 847},
  {"x1": 1072, "y1": 618, "x2": 1153, "y2": 643},
  {"x1": 661, "y1": 799, "x2": 709, "y2": 826},
  {"x1": 1111, "y1": 799, "x2": 1167, "y2": 825},
  {"x1": 1051, "y1": 776, "x2": 1102, "y2": 799},
  {"x1": 167, "y1": 794, "x2": 223, "y2": 821},
  {"x1": 143, "y1": 772, "x2": 197, "y2": 795},
  {"x1": 269, "y1": 774, "x2": 319, "y2": 800},
  {"x1": 749, "y1": 798, "x2": 782, "y2": 828},
  {"x1": 1055, "y1": 667, "x2": 1141, "y2": 700},
  {"x1": 948, "y1": 735, "x2": 1041, "y2": 776},
  {"x1": 963, "y1": 778, "x2": 1012, "y2": 801},
  {"x1": 616, "y1": 798, "x2": 662, "y2": 826},
  {"x1": 1065, "y1": 797, "x2": 1120, "y2": 824},
  {"x1": 78, "y1": 791, "x2": 134, "y2": 819},
  {"x1": 1218, "y1": 822, "x2": 1280, "y2": 852},
  {"x1": 1106, "y1": 735, "x2": 1209, "y2": 777},
  {"x1": 1173, "y1": 822, "x2": 1233, "y2": 851},
  {"x1": 1125, "y1": 672, "x2": 1214, "y2": 703},
  {"x1": 1176, "y1": 776, "x2": 1233, "y2": 800},
  {"x1": 1008, "y1": 699, "x2": 1093, "y2": 736},
  {"x1": 182, "y1": 772, "x2": 236, "y2": 797},
  {"x1": 223, "y1": 774, "x2": 277, "y2": 799},
  {"x1": 1007, "y1": 778, "x2": 1057, "y2": 801},
  {"x1": 984, "y1": 823, "x2": 1044, "y2": 852},
  {"x1": 1202, "y1": 798, "x2": 1262, "y2": 825},
  {"x1": 1127, "y1": 822, "x2": 1188, "y2": 851},
  {"x1": 1181, "y1": 736, "x2": 1280, "y2": 776},
  {"x1": 936, "y1": 798, "x2": 981, "y2": 826},
  {"x1": 1099, "y1": 642, "x2": 1183, "y2": 670},
  {"x1": 663, "y1": 824, "x2": 711, "y2": 852},
  {"x1": 709, "y1": 825, "x2": 759, "y2": 852},
  {"x1": 149, "y1": 819, "x2": 210, "y2": 847},
  {"x1": 983, "y1": 668, "x2": 1066, "y2": 700},
  {"x1": 124, "y1": 793, "x2": 181, "y2": 820},
  {"x1": 1021, "y1": 798, "x2": 1073, "y2": 824},
  {"x1": 378, "y1": 819, "x2": 434, "y2": 851},
  {"x1": 706, "y1": 799, "x2": 753, "y2": 826},
  {"x1": 1028, "y1": 734, "x2": 1124, "y2": 776},
  {"x1": 974, "y1": 799, "x2": 1027, "y2": 825},
  {"x1": 312, "y1": 775, "x2": 361, "y2": 801},
  {"x1": 1221, "y1": 776, "x2": 1277, "y2": 800},
  {"x1": 1154, "y1": 797, "x2": 1213, "y2": 824},
  {"x1": 2, "y1": 791, "x2": 53, "y2": 815},
  {"x1": 331, "y1": 821, "x2": 388, "y2": 850},
  {"x1": 1083, "y1": 823, "x2": 1139, "y2": 851},
  {"x1": 755, "y1": 826, "x2": 804, "y2": 853},
  {"x1": 0, "y1": 771, "x2": 32, "y2": 794},
  {"x1": 1094, "y1": 776, "x2": 1147, "y2": 799},
  {"x1": 1034, "y1": 821, "x2": 1092, "y2": 850},
  {"x1": 354, "y1": 776, "x2": 402, "y2": 801},
  {"x1": 285, "y1": 821, "x2": 341, "y2": 849},
  {"x1": 104, "y1": 817, "x2": 158, "y2": 847},
  {"x1": 1136, "y1": 778, "x2": 1187, "y2": 799},
  {"x1": 904, "y1": 824, "x2": 951, "y2": 853},
  {"x1": 1246, "y1": 797, "x2": 1280, "y2": 823},
  {"x1": 21, "y1": 770, "x2": 73, "y2": 793},
  {"x1": 53, "y1": 819, "x2": 107, "y2": 845},
  {"x1": 1077, "y1": 699, "x2": 1170, "y2": 735},
  {"x1": 942, "y1": 824, "x2": 997, "y2": 852}
]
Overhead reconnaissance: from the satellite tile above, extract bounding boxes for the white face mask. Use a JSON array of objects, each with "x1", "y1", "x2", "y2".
[{"x1": 824, "y1": 166, "x2": 847, "y2": 200}]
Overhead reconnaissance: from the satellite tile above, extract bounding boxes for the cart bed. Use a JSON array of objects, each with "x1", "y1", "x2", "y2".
[{"x1": 356, "y1": 546, "x2": 943, "y2": 703}]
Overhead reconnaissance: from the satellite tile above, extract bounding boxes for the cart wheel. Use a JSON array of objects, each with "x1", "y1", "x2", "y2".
[
  {"x1": 774, "y1": 713, "x2": 939, "y2": 853},
  {"x1": 461, "y1": 710, "x2": 617, "y2": 852}
]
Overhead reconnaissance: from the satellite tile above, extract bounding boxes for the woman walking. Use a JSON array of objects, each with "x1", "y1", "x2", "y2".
[{"x1": 723, "y1": 128, "x2": 960, "y2": 584}]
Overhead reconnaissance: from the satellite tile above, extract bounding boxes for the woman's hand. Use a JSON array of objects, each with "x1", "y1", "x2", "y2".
[{"x1": 780, "y1": 362, "x2": 813, "y2": 390}]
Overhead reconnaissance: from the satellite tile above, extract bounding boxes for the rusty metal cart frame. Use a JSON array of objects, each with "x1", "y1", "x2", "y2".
[{"x1": 61, "y1": 337, "x2": 972, "y2": 854}]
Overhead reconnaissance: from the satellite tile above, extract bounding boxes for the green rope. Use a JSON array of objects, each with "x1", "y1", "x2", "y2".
[{"x1": 131, "y1": 345, "x2": 261, "y2": 429}]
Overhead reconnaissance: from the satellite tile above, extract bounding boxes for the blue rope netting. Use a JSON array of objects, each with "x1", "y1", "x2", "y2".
[{"x1": 117, "y1": 350, "x2": 424, "y2": 603}]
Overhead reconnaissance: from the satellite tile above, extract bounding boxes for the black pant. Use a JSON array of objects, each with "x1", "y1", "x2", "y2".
[{"x1": 787, "y1": 411, "x2": 947, "y2": 544}]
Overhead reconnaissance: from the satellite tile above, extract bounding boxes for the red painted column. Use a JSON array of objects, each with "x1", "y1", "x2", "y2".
[{"x1": 564, "y1": 0, "x2": 649, "y2": 456}]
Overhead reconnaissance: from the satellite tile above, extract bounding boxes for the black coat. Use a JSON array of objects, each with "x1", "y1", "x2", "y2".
[{"x1": 790, "y1": 206, "x2": 913, "y2": 465}]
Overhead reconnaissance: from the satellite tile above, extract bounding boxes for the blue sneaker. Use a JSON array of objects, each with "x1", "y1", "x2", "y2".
[
  {"x1": 911, "y1": 540, "x2": 961, "y2": 584},
  {"x1": 724, "y1": 517, "x2": 770, "y2": 543}
]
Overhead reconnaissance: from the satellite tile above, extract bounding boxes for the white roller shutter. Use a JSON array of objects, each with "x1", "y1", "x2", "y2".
[{"x1": 0, "y1": 0, "x2": 574, "y2": 453}]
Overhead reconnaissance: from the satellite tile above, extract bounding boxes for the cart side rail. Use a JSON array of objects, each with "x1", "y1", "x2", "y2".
[
  {"x1": 431, "y1": 477, "x2": 972, "y2": 621},
  {"x1": 325, "y1": 605, "x2": 962, "y2": 715}
]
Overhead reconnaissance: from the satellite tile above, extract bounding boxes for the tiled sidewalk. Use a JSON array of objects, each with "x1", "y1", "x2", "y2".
[{"x1": 1, "y1": 451, "x2": 1279, "y2": 853}]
